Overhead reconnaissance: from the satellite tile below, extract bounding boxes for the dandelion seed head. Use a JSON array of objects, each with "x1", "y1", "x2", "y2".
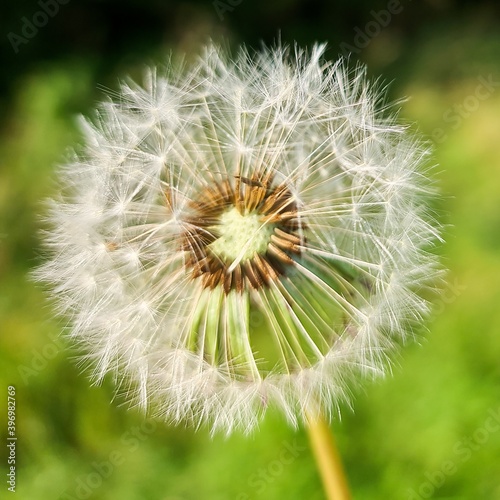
[{"x1": 35, "y1": 43, "x2": 442, "y2": 434}]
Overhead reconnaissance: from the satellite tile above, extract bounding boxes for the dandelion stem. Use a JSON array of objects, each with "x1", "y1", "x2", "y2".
[{"x1": 306, "y1": 412, "x2": 351, "y2": 500}]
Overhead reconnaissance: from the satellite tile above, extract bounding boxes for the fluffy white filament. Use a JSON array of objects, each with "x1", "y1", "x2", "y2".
[{"x1": 35, "y1": 43, "x2": 441, "y2": 434}]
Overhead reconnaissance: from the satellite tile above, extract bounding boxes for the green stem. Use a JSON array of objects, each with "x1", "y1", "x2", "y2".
[{"x1": 306, "y1": 412, "x2": 351, "y2": 500}]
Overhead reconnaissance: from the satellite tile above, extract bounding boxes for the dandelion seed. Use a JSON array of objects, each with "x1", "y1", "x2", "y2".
[{"x1": 35, "y1": 43, "x2": 441, "y2": 435}]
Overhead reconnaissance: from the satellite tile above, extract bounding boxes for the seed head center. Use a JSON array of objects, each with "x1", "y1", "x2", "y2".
[
  {"x1": 209, "y1": 208, "x2": 274, "y2": 263},
  {"x1": 180, "y1": 173, "x2": 303, "y2": 293}
]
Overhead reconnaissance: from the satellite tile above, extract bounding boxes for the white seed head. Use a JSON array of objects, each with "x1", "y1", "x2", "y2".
[{"x1": 35, "y1": 43, "x2": 442, "y2": 434}]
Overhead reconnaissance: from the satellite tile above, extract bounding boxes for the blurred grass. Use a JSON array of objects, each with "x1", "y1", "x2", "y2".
[{"x1": 1, "y1": 14, "x2": 500, "y2": 500}]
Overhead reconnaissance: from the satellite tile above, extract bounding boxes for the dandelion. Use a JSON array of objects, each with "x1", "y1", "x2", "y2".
[{"x1": 35, "y1": 43, "x2": 441, "y2": 444}]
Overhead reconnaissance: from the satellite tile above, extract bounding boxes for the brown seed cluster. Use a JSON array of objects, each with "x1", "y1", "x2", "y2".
[{"x1": 180, "y1": 172, "x2": 305, "y2": 293}]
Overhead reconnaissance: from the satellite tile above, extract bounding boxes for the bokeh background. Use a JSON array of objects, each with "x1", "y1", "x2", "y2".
[{"x1": 1, "y1": 0, "x2": 500, "y2": 498}]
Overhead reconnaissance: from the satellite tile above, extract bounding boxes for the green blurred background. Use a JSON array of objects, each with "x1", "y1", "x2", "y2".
[{"x1": 1, "y1": 0, "x2": 500, "y2": 498}]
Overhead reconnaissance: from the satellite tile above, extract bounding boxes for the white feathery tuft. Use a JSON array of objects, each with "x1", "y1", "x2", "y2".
[{"x1": 34, "y1": 43, "x2": 442, "y2": 435}]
